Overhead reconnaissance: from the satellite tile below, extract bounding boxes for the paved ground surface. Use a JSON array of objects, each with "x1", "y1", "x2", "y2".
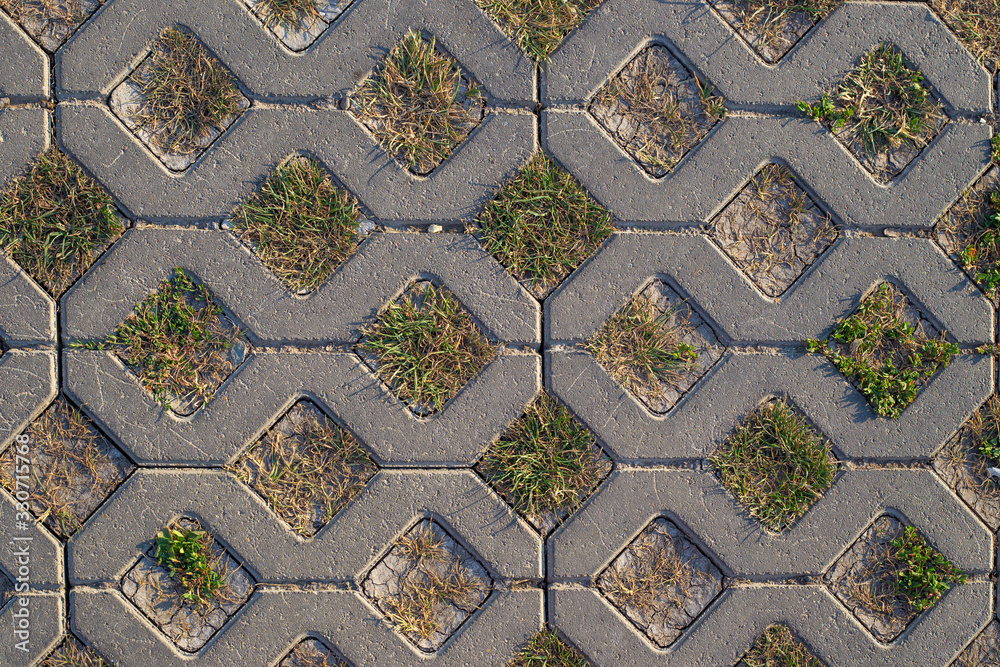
[{"x1": 0, "y1": 0, "x2": 998, "y2": 665}]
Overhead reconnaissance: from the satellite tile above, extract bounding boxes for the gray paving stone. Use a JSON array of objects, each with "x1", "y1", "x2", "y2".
[
  {"x1": 62, "y1": 229, "x2": 539, "y2": 347},
  {"x1": 59, "y1": 104, "x2": 535, "y2": 222},
  {"x1": 1, "y1": 593, "x2": 62, "y2": 667},
  {"x1": 0, "y1": 13, "x2": 46, "y2": 100},
  {"x1": 547, "y1": 234, "x2": 993, "y2": 346},
  {"x1": 57, "y1": 0, "x2": 533, "y2": 103},
  {"x1": 0, "y1": 254, "x2": 56, "y2": 347},
  {"x1": 0, "y1": 474, "x2": 63, "y2": 590},
  {"x1": 0, "y1": 352, "x2": 57, "y2": 454},
  {"x1": 544, "y1": 112, "x2": 991, "y2": 227},
  {"x1": 550, "y1": 582, "x2": 991, "y2": 667},
  {"x1": 549, "y1": 468, "x2": 991, "y2": 578},
  {"x1": 69, "y1": 469, "x2": 541, "y2": 584},
  {"x1": 72, "y1": 587, "x2": 541, "y2": 666},
  {"x1": 544, "y1": 1, "x2": 991, "y2": 112},
  {"x1": 548, "y1": 351, "x2": 991, "y2": 460}
]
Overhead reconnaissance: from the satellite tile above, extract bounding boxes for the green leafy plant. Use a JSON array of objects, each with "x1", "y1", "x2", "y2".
[
  {"x1": 797, "y1": 93, "x2": 853, "y2": 128},
  {"x1": 807, "y1": 283, "x2": 958, "y2": 418},
  {"x1": 992, "y1": 135, "x2": 1000, "y2": 164},
  {"x1": 888, "y1": 525, "x2": 965, "y2": 612},
  {"x1": 154, "y1": 527, "x2": 224, "y2": 604}
]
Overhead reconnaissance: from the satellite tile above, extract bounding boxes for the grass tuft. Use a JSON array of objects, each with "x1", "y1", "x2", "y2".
[
  {"x1": 357, "y1": 282, "x2": 496, "y2": 415},
  {"x1": 743, "y1": 625, "x2": 825, "y2": 667},
  {"x1": 0, "y1": 149, "x2": 123, "y2": 296},
  {"x1": 583, "y1": 292, "x2": 698, "y2": 402},
  {"x1": 478, "y1": 393, "x2": 609, "y2": 526},
  {"x1": 806, "y1": 283, "x2": 958, "y2": 419},
  {"x1": 721, "y1": 0, "x2": 839, "y2": 62},
  {"x1": 255, "y1": 0, "x2": 321, "y2": 30},
  {"x1": 710, "y1": 399, "x2": 837, "y2": 531},
  {"x1": 153, "y1": 525, "x2": 224, "y2": 605},
  {"x1": 508, "y1": 629, "x2": 590, "y2": 667},
  {"x1": 281, "y1": 638, "x2": 349, "y2": 667},
  {"x1": 83, "y1": 268, "x2": 243, "y2": 413},
  {"x1": 232, "y1": 157, "x2": 363, "y2": 293},
  {"x1": 353, "y1": 29, "x2": 482, "y2": 175},
  {"x1": 475, "y1": 0, "x2": 603, "y2": 62},
  {"x1": 229, "y1": 402, "x2": 376, "y2": 537},
  {"x1": 41, "y1": 637, "x2": 108, "y2": 667},
  {"x1": 476, "y1": 153, "x2": 614, "y2": 295},
  {"x1": 992, "y1": 136, "x2": 1000, "y2": 164},
  {"x1": 590, "y1": 45, "x2": 725, "y2": 178},
  {"x1": 129, "y1": 28, "x2": 245, "y2": 156},
  {"x1": 888, "y1": 525, "x2": 966, "y2": 612}
]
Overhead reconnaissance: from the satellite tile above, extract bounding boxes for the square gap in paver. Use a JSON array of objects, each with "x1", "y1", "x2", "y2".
[
  {"x1": 0, "y1": 397, "x2": 134, "y2": 540},
  {"x1": 278, "y1": 636, "x2": 352, "y2": 666},
  {"x1": 588, "y1": 43, "x2": 726, "y2": 179},
  {"x1": 350, "y1": 29, "x2": 484, "y2": 177},
  {"x1": 242, "y1": 0, "x2": 353, "y2": 51},
  {"x1": 0, "y1": 0, "x2": 104, "y2": 52},
  {"x1": 355, "y1": 279, "x2": 497, "y2": 418},
  {"x1": 737, "y1": 624, "x2": 827, "y2": 667},
  {"x1": 108, "y1": 26, "x2": 250, "y2": 172},
  {"x1": 807, "y1": 281, "x2": 959, "y2": 419},
  {"x1": 360, "y1": 518, "x2": 493, "y2": 653},
  {"x1": 121, "y1": 516, "x2": 254, "y2": 654},
  {"x1": 597, "y1": 517, "x2": 724, "y2": 648},
  {"x1": 476, "y1": 392, "x2": 612, "y2": 535},
  {"x1": 707, "y1": 0, "x2": 839, "y2": 64},
  {"x1": 932, "y1": 395, "x2": 1000, "y2": 531},
  {"x1": 508, "y1": 628, "x2": 591, "y2": 666},
  {"x1": 474, "y1": 0, "x2": 605, "y2": 63},
  {"x1": 710, "y1": 397, "x2": 838, "y2": 533},
  {"x1": 823, "y1": 515, "x2": 966, "y2": 643},
  {"x1": 227, "y1": 155, "x2": 377, "y2": 295},
  {"x1": 799, "y1": 43, "x2": 946, "y2": 184},
  {"x1": 228, "y1": 399, "x2": 378, "y2": 538},
  {"x1": 709, "y1": 162, "x2": 838, "y2": 298},
  {"x1": 582, "y1": 280, "x2": 726, "y2": 414}
]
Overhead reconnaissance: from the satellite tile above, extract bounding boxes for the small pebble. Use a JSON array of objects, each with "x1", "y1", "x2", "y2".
[
  {"x1": 428, "y1": 224, "x2": 443, "y2": 233},
  {"x1": 357, "y1": 218, "x2": 377, "y2": 235}
]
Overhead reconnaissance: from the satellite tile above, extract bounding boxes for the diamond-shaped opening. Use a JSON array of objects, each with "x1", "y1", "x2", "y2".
[
  {"x1": 242, "y1": 0, "x2": 353, "y2": 51},
  {"x1": 475, "y1": 152, "x2": 614, "y2": 300},
  {"x1": 121, "y1": 517, "x2": 254, "y2": 654},
  {"x1": 350, "y1": 29, "x2": 484, "y2": 176},
  {"x1": 40, "y1": 634, "x2": 111, "y2": 666},
  {"x1": 229, "y1": 400, "x2": 378, "y2": 538},
  {"x1": 98, "y1": 268, "x2": 250, "y2": 416},
  {"x1": 475, "y1": 0, "x2": 604, "y2": 62},
  {"x1": 0, "y1": 149, "x2": 126, "y2": 298},
  {"x1": 935, "y1": 166, "x2": 1000, "y2": 298},
  {"x1": 0, "y1": 397, "x2": 134, "y2": 540},
  {"x1": 361, "y1": 518, "x2": 493, "y2": 653},
  {"x1": 932, "y1": 395, "x2": 1000, "y2": 531},
  {"x1": 228, "y1": 155, "x2": 376, "y2": 295},
  {"x1": 597, "y1": 518, "x2": 723, "y2": 648},
  {"x1": 508, "y1": 629, "x2": 591, "y2": 666},
  {"x1": 278, "y1": 636, "x2": 352, "y2": 666},
  {"x1": 355, "y1": 280, "x2": 497, "y2": 417},
  {"x1": 824, "y1": 515, "x2": 965, "y2": 643},
  {"x1": 708, "y1": 0, "x2": 837, "y2": 64},
  {"x1": 736, "y1": 624, "x2": 827, "y2": 667},
  {"x1": 953, "y1": 619, "x2": 1000, "y2": 666},
  {"x1": 108, "y1": 26, "x2": 250, "y2": 172},
  {"x1": 475, "y1": 392, "x2": 613, "y2": 535},
  {"x1": 709, "y1": 163, "x2": 839, "y2": 298},
  {"x1": 711, "y1": 397, "x2": 838, "y2": 532},
  {"x1": 588, "y1": 43, "x2": 726, "y2": 179},
  {"x1": 0, "y1": 0, "x2": 104, "y2": 52},
  {"x1": 583, "y1": 280, "x2": 726, "y2": 414},
  {"x1": 809, "y1": 44, "x2": 946, "y2": 184},
  {"x1": 810, "y1": 281, "x2": 957, "y2": 419}
]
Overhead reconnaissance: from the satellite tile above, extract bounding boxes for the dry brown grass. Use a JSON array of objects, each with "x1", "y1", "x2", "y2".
[
  {"x1": 928, "y1": 0, "x2": 1000, "y2": 73},
  {"x1": 128, "y1": 28, "x2": 245, "y2": 156},
  {"x1": 590, "y1": 45, "x2": 725, "y2": 178},
  {"x1": 599, "y1": 524, "x2": 699, "y2": 616},
  {"x1": 0, "y1": 398, "x2": 131, "y2": 539},
  {"x1": 508, "y1": 629, "x2": 591, "y2": 666},
  {"x1": 353, "y1": 29, "x2": 483, "y2": 175},
  {"x1": 229, "y1": 402, "x2": 376, "y2": 537},
  {"x1": 743, "y1": 624, "x2": 825, "y2": 667},
  {"x1": 41, "y1": 636, "x2": 109, "y2": 667},
  {"x1": 718, "y1": 0, "x2": 840, "y2": 62},
  {"x1": 475, "y1": 0, "x2": 603, "y2": 62}
]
